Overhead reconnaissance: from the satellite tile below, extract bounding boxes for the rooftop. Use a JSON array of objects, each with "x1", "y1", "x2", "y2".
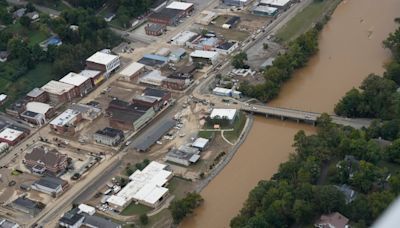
[
  {"x1": 119, "y1": 62, "x2": 145, "y2": 77},
  {"x1": 26, "y1": 102, "x2": 52, "y2": 115},
  {"x1": 60, "y1": 72, "x2": 90, "y2": 87},
  {"x1": 86, "y1": 51, "x2": 119, "y2": 65},
  {"x1": 210, "y1": 108, "x2": 237, "y2": 120},
  {"x1": 166, "y1": 1, "x2": 194, "y2": 11},
  {"x1": 217, "y1": 41, "x2": 236, "y2": 50},
  {"x1": 146, "y1": 23, "x2": 165, "y2": 32},
  {"x1": 59, "y1": 208, "x2": 84, "y2": 226},
  {"x1": 0, "y1": 128, "x2": 24, "y2": 142},
  {"x1": 25, "y1": 147, "x2": 67, "y2": 168},
  {"x1": 171, "y1": 31, "x2": 198, "y2": 44},
  {"x1": 150, "y1": 8, "x2": 180, "y2": 21},
  {"x1": 84, "y1": 214, "x2": 121, "y2": 228},
  {"x1": 260, "y1": 0, "x2": 291, "y2": 7},
  {"x1": 190, "y1": 50, "x2": 219, "y2": 59},
  {"x1": 34, "y1": 176, "x2": 65, "y2": 190},
  {"x1": 253, "y1": 5, "x2": 278, "y2": 14},
  {"x1": 132, "y1": 119, "x2": 176, "y2": 151},
  {"x1": 79, "y1": 69, "x2": 102, "y2": 79},
  {"x1": 41, "y1": 80, "x2": 75, "y2": 95},
  {"x1": 143, "y1": 87, "x2": 170, "y2": 99},
  {"x1": 192, "y1": 137, "x2": 209, "y2": 149},
  {"x1": 26, "y1": 88, "x2": 45, "y2": 98},
  {"x1": 315, "y1": 212, "x2": 349, "y2": 228},
  {"x1": 95, "y1": 127, "x2": 124, "y2": 138},
  {"x1": 50, "y1": 109, "x2": 80, "y2": 127}
]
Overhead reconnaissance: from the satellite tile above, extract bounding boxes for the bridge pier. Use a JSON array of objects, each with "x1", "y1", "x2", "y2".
[
  {"x1": 280, "y1": 116, "x2": 285, "y2": 121},
  {"x1": 265, "y1": 114, "x2": 268, "y2": 118}
]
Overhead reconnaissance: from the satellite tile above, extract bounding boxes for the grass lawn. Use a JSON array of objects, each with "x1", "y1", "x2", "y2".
[
  {"x1": 31, "y1": 0, "x2": 70, "y2": 11},
  {"x1": 207, "y1": 24, "x2": 249, "y2": 41},
  {"x1": 197, "y1": 131, "x2": 215, "y2": 140},
  {"x1": 276, "y1": 0, "x2": 341, "y2": 42},
  {"x1": 168, "y1": 177, "x2": 192, "y2": 200},
  {"x1": 223, "y1": 112, "x2": 246, "y2": 142},
  {"x1": 121, "y1": 203, "x2": 152, "y2": 216},
  {"x1": 5, "y1": 22, "x2": 49, "y2": 46}
]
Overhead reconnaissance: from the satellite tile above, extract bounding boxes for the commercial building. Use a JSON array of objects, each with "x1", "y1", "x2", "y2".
[
  {"x1": 59, "y1": 72, "x2": 93, "y2": 97},
  {"x1": 41, "y1": 80, "x2": 77, "y2": 104},
  {"x1": 166, "y1": 146, "x2": 200, "y2": 166},
  {"x1": 169, "y1": 48, "x2": 186, "y2": 62},
  {"x1": 139, "y1": 70, "x2": 166, "y2": 86},
  {"x1": 107, "y1": 161, "x2": 172, "y2": 209},
  {"x1": 23, "y1": 101, "x2": 54, "y2": 124},
  {"x1": 0, "y1": 218, "x2": 19, "y2": 228},
  {"x1": 93, "y1": 127, "x2": 124, "y2": 146},
  {"x1": 190, "y1": 50, "x2": 219, "y2": 65},
  {"x1": 189, "y1": 36, "x2": 221, "y2": 51},
  {"x1": 138, "y1": 54, "x2": 169, "y2": 67},
  {"x1": 162, "y1": 78, "x2": 189, "y2": 91},
  {"x1": 213, "y1": 87, "x2": 233, "y2": 96},
  {"x1": 132, "y1": 95, "x2": 162, "y2": 111},
  {"x1": 0, "y1": 127, "x2": 25, "y2": 146},
  {"x1": 120, "y1": 62, "x2": 146, "y2": 81},
  {"x1": 166, "y1": 1, "x2": 194, "y2": 16},
  {"x1": 148, "y1": 8, "x2": 181, "y2": 26},
  {"x1": 49, "y1": 109, "x2": 82, "y2": 134},
  {"x1": 223, "y1": 0, "x2": 251, "y2": 7},
  {"x1": 5, "y1": 99, "x2": 27, "y2": 117},
  {"x1": 79, "y1": 69, "x2": 105, "y2": 87},
  {"x1": 24, "y1": 147, "x2": 68, "y2": 174},
  {"x1": 210, "y1": 108, "x2": 238, "y2": 123},
  {"x1": 155, "y1": 47, "x2": 171, "y2": 57},
  {"x1": 170, "y1": 31, "x2": 198, "y2": 46},
  {"x1": 145, "y1": 23, "x2": 166, "y2": 36},
  {"x1": 26, "y1": 88, "x2": 48, "y2": 103},
  {"x1": 143, "y1": 87, "x2": 171, "y2": 106},
  {"x1": 259, "y1": 0, "x2": 292, "y2": 9},
  {"x1": 10, "y1": 197, "x2": 44, "y2": 216},
  {"x1": 192, "y1": 137, "x2": 209, "y2": 151},
  {"x1": 20, "y1": 111, "x2": 46, "y2": 126},
  {"x1": 253, "y1": 5, "x2": 278, "y2": 16},
  {"x1": 132, "y1": 119, "x2": 176, "y2": 152},
  {"x1": 31, "y1": 176, "x2": 68, "y2": 197},
  {"x1": 196, "y1": 10, "x2": 217, "y2": 25},
  {"x1": 215, "y1": 41, "x2": 239, "y2": 55},
  {"x1": 69, "y1": 103, "x2": 102, "y2": 121},
  {"x1": 86, "y1": 51, "x2": 120, "y2": 75}
]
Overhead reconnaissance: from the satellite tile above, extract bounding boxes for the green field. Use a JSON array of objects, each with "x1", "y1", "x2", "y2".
[
  {"x1": 276, "y1": 0, "x2": 341, "y2": 42},
  {"x1": 223, "y1": 112, "x2": 247, "y2": 142},
  {"x1": 197, "y1": 131, "x2": 215, "y2": 139},
  {"x1": 121, "y1": 203, "x2": 151, "y2": 216}
]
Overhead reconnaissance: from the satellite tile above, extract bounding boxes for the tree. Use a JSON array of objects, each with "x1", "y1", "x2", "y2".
[
  {"x1": 385, "y1": 138, "x2": 400, "y2": 163},
  {"x1": 169, "y1": 192, "x2": 203, "y2": 224},
  {"x1": 313, "y1": 185, "x2": 345, "y2": 214},
  {"x1": 20, "y1": 16, "x2": 31, "y2": 28},
  {"x1": 232, "y1": 52, "x2": 248, "y2": 69},
  {"x1": 334, "y1": 88, "x2": 363, "y2": 117},
  {"x1": 139, "y1": 213, "x2": 149, "y2": 225},
  {"x1": 263, "y1": 43, "x2": 269, "y2": 50},
  {"x1": 351, "y1": 161, "x2": 379, "y2": 193},
  {"x1": 292, "y1": 200, "x2": 314, "y2": 224}
]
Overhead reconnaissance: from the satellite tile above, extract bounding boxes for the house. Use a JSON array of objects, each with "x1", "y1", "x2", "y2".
[
  {"x1": 24, "y1": 147, "x2": 68, "y2": 174},
  {"x1": 79, "y1": 70, "x2": 105, "y2": 87},
  {"x1": 107, "y1": 161, "x2": 172, "y2": 210},
  {"x1": 39, "y1": 36, "x2": 62, "y2": 50},
  {"x1": 93, "y1": 127, "x2": 124, "y2": 146},
  {"x1": 169, "y1": 48, "x2": 186, "y2": 62},
  {"x1": 59, "y1": 208, "x2": 85, "y2": 228},
  {"x1": 192, "y1": 137, "x2": 209, "y2": 151},
  {"x1": 25, "y1": 11, "x2": 39, "y2": 21},
  {"x1": 253, "y1": 5, "x2": 278, "y2": 16},
  {"x1": 138, "y1": 54, "x2": 168, "y2": 67},
  {"x1": 41, "y1": 80, "x2": 77, "y2": 104},
  {"x1": 86, "y1": 51, "x2": 120, "y2": 76},
  {"x1": 216, "y1": 41, "x2": 239, "y2": 55},
  {"x1": 26, "y1": 88, "x2": 48, "y2": 103},
  {"x1": 10, "y1": 197, "x2": 44, "y2": 216},
  {"x1": 139, "y1": 70, "x2": 166, "y2": 86},
  {"x1": 104, "y1": 12, "x2": 116, "y2": 22},
  {"x1": 166, "y1": 146, "x2": 200, "y2": 166},
  {"x1": 143, "y1": 87, "x2": 171, "y2": 106},
  {"x1": 31, "y1": 176, "x2": 68, "y2": 197},
  {"x1": 59, "y1": 72, "x2": 94, "y2": 97},
  {"x1": 145, "y1": 23, "x2": 166, "y2": 36},
  {"x1": 0, "y1": 127, "x2": 26, "y2": 146},
  {"x1": 222, "y1": 16, "x2": 240, "y2": 29},
  {"x1": 223, "y1": 0, "x2": 251, "y2": 7},
  {"x1": 119, "y1": 62, "x2": 146, "y2": 81},
  {"x1": 170, "y1": 31, "x2": 198, "y2": 46},
  {"x1": 314, "y1": 212, "x2": 349, "y2": 228},
  {"x1": 0, "y1": 51, "x2": 9, "y2": 62},
  {"x1": 335, "y1": 184, "x2": 357, "y2": 204},
  {"x1": 210, "y1": 108, "x2": 237, "y2": 124},
  {"x1": 148, "y1": 8, "x2": 181, "y2": 26},
  {"x1": 49, "y1": 109, "x2": 82, "y2": 134},
  {"x1": 190, "y1": 50, "x2": 219, "y2": 65}
]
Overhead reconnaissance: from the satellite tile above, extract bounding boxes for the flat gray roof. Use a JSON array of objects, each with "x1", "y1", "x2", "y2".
[{"x1": 132, "y1": 119, "x2": 176, "y2": 151}]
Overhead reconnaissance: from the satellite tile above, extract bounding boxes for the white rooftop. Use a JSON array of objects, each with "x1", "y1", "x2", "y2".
[
  {"x1": 86, "y1": 51, "x2": 119, "y2": 65},
  {"x1": 166, "y1": 1, "x2": 194, "y2": 11},
  {"x1": 210, "y1": 108, "x2": 237, "y2": 120},
  {"x1": 41, "y1": 80, "x2": 75, "y2": 95},
  {"x1": 60, "y1": 72, "x2": 90, "y2": 87},
  {"x1": 260, "y1": 0, "x2": 291, "y2": 7},
  {"x1": 171, "y1": 31, "x2": 198, "y2": 45},
  {"x1": 213, "y1": 87, "x2": 232, "y2": 94},
  {"x1": 26, "y1": 102, "x2": 52, "y2": 115},
  {"x1": 254, "y1": 5, "x2": 278, "y2": 14},
  {"x1": 119, "y1": 62, "x2": 145, "y2": 77},
  {"x1": 78, "y1": 204, "x2": 95, "y2": 215},
  {"x1": 50, "y1": 109, "x2": 80, "y2": 127},
  {"x1": 79, "y1": 69, "x2": 101, "y2": 79},
  {"x1": 190, "y1": 50, "x2": 219, "y2": 59},
  {"x1": 139, "y1": 70, "x2": 166, "y2": 86},
  {"x1": 107, "y1": 161, "x2": 172, "y2": 207},
  {"x1": 0, "y1": 94, "x2": 7, "y2": 102},
  {"x1": 192, "y1": 138, "x2": 209, "y2": 149},
  {"x1": 0, "y1": 128, "x2": 24, "y2": 142}
]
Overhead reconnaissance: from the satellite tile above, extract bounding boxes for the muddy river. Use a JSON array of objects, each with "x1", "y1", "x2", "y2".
[{"x1": 182, "y1": 0, "x2": 400, "y2": 227}]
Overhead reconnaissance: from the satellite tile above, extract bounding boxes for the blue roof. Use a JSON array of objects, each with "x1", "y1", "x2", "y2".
[
  {"x1": 47, "y1": 36, "x2": 62, "y2": 45},
  {"x1": 143, "y1": 54, "x2": 168, "y2": 63},
  {"x1": 170, "y1": 48, "x2": 186, "y2": 57}
]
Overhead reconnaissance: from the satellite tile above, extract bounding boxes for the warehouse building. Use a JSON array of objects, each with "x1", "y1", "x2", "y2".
[
  {"x1": 215, "y1": 41, "x2": 239, "y2": 55},
  {"x1": 253, "y1": 5, "x2": 278, "y2": 16},
  {"x1": 132, "y1": 119, "x2": 176, "y2": 152},
  {"x1": 86, "y1": 51, "x2": 120, "y2": 75},
  {"x1": 169, "y1": 48, "x2": 186, "y2": 62},
  {"x1": 93, "y1": 127, "x2": 124, "y2": 146},
  {"x1": 138, "y1": 54, "x2": 169, "y2": 67},
  {"x1": 210, "y1": 108, "x2": 238, "y2": 123},
  {"x1": 59, "y1": 72, "x2": 93, "y2": 97},
  {"x1": 170, "y1": 31, "x2": 198, "y2": 46},
  {"x1": 166, "y1": 146, "x2": 200, "y2": 166},
  {"x1": 190, "y1": 50, "x2": 219, "y2": 65},
  {"x1": 259, "y1": 0, "x2": 292, "y2": 9},
  {"x1": 41, "y1": 80, "x2": 77, "y2": 104},
  {"x1": 107, "y1": 161, "x2": 172, "y2": 209},
  {"x1": 192, "y1": 137, "x2": 210, "y2": 151}
]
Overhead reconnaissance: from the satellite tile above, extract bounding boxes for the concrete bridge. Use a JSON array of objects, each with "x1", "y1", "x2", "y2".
[{"x1": 240, "y1": 104, "x2": 373, "y2": 129}]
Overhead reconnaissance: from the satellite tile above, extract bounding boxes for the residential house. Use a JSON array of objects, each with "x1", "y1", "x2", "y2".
[
  {"x1": 10, "y1": 197, "x2": 44, "y2": 216},
  {"x1": 314, "y1": 212, "x2": 349, "y2": 228},
  {"x1": 31, "y1": 176, "x2": 68, "y2": 197}
]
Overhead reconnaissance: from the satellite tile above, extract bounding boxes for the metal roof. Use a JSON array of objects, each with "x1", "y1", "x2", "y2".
[{"x1": 132, "y1": 119, "x2": 176, "y2": 151}]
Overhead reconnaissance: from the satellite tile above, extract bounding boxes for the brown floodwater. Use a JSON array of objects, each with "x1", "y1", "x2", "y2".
[{"x1": 182, "y1": 0, "x2": 400, "y2": 227}]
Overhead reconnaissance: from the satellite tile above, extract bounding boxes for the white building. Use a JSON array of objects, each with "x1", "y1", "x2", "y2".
[
  {"x1": 59, "y1": 72, "x2": 93, "y2": 96},
  {"x1": 213, "y1": 87, "x2": 232, "y2": 97},
  {"x1": 210, "y1": 108, "x2": 237, "y2": 122},
  {"x1": 86, "y1": 51, "x2": 120, "y2": 75},
  {"x1": 166, "y1": 1, "x2": 194, "y2": 11},
  {"x1": 107, "y1": 161, "x2": 172, "y2": 209},
  {"x1": 192, "y1": 138, "x2": 209, "y2": 151},
  {"x1": 190, "y1": 50, "x2": 219, "y2": 65},
  {"x1": 171, "y1": 31, "x2": 198, "y2": 46},
  {"x1": 120, "y1": 62, "x2": 146, "y2": 81},
  {"x1": 259, "y1": 0, "x2": 291, "y2": 8},
  {"x1": 139, "y1": 70, "x2": 166, "y2": 86},
  {"x1": 166, "y1": 146, "x2": 200, "y2": 166},
  {"x1": 78, "y1": 204, "x2": 95, "y2": 216},
  {"x1": 0, "y1": 128, "x2": 25, "y2": 146}
]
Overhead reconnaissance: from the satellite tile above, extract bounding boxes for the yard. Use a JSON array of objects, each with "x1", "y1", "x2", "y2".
[
  {"x1": 223, "y1": 112, "x2": 247, "y2": 142},
  {"x1": 121, "y1": 203, "x2": 152, "y2": 216},
  {"x1": 276, "y1": 0, "x2": 342, "y2": 42}
]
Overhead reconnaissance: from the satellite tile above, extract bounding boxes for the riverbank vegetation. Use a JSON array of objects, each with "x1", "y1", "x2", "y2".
[{"x1": 169, "y1": 192, "x2": 203, "y2": 224}]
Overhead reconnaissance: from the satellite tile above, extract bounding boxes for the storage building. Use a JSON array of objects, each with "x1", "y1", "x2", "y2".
[
  {"x1": 190, "y1": 50, "x2": 219, "y2": 65},
  {"x1": 192, "y1": 137, "x2": 209, "y2": 151},
  {"x1": 213, "y1": 87, "x2": 232, "y2": 96},
  {"x1": 169, "y1": 48, "x2": 186, "y2": 62},
  {"x1": 210, "y1": 108, "x2": 237, "y2": 123},
  {"x1": 166, "y1": 146, "x2": 200, "y2": 166},
  {"x1": 170, "y1": 31, "x2": 198, "y2": 46},
  {"x1": 138, "y1": 54, "x2": 169, "y2": 67}
]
